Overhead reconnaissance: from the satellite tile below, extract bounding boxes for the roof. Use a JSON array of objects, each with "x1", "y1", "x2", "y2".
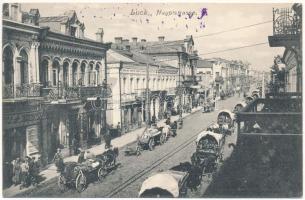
[
  {"x1": 107, "y1": 49, "x2": 135, "y2": 64},
  {"x1": 39, "y1": 16, "x2": 69, "y2": 23},
  {"x1": 197, "y1": 58, "x2": 213, "y2": 68}
]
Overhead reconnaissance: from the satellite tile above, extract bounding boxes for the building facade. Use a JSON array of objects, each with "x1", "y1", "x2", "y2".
[
  {"x1": 2, "y1": 4, "x2": 111, "y2": 166},
  {"x1": 107, "y1": 42, "x2": 178, "y2": 133},
  {"x1": 268, "y1": 3, "x2": 302, "y2": 93}
]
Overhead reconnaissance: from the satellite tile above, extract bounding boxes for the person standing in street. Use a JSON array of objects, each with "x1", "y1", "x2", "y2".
[
  {"x1": 52, "y1": 148, "x2": 64, "y2": 172},
  {"x1": 102, "y1": 128, "x2": 112, "y2": 149},
  {"x1": 72, "y1": 137, "x2": 79, "y2": 155},
  {"x1": 117, "y1": 122, "x2": 121, "y2": 136},
  {"x1": 12, "y1": 158, "x2": 21, "y2": 186}
]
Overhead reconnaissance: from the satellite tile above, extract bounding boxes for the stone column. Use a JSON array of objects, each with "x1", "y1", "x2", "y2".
[
  {"x1": 15, "y1": 57, "x2": 21, "y2": 97},
  {"x1": 28, "y1": 36, "x2": 40, "y2": 84}
]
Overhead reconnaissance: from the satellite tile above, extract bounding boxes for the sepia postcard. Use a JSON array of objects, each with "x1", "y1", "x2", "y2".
[{"x1": 1, "y1": 1, "x2": 302, "y2": 198}]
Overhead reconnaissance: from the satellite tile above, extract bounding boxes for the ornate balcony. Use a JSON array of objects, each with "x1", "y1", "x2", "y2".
[
  {"x1": 269, "y1": 7, "x2": 302, "y2": 47},
  {"x1": 3, "y1": 83, "x2": 41, "y2": 100},
  {"x1": 42, "y1": 84, "x2": 112, "y2": 103}
]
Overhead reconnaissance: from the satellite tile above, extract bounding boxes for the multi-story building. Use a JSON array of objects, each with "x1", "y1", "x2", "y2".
[
  {"x1": 2, "y1": 4, "x2": 111, "y2": 167},
  {"x1": 107, "y1": 38, "x2": 178, "y2": 133},
  {"x1": 268, "y1": 3, "x2": 302, "y2": 92},
  {"x1": 131, "y1": 36, "x2": 199, "y2": 109},
  {"x1": 196, "y1": 57, "x2": 250, "y2": 96}
]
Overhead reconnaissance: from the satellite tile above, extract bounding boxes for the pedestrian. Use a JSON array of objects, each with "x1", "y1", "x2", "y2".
[
  {"x1": 151, "y1": 115, "x2": 156, "y2": 125},
  {"x1": 78, "y1": 149, "x2": 85, "y2": 163},
  {"x1": 72, "y1": 137, "x2": 79, "y2": 155},
  {"x1": 117, "y1": 122, "x2": 121, "y2": 136},
  {"x1": 52, "y1": 148, "x2": 64, "y2": 172},
  {"x1": 103, "y1": 128, "x2": 112, "y2": 149},
  {"x1": 30, "y1": 157, "x2": 40, "y2": 185},
  {"x1": 20, "y1": 159, "x2": 29, "y2": 189},
  {"x1": 165, "y1": 117, "x2": 171, "y2": 125},
  {"x1": 4, "y1": 160, "x2": 13, "y2": 187},
  {"x1": 12, "y1": 158, "x2": 21, "y2": 185},
  {"x1": 171, "y1": 121, "x2": 177, "y2": 137}
]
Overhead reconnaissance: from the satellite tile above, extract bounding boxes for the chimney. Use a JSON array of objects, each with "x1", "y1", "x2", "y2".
[
  {"x1": 95, "y1": 28, "x2": 104, "y2": 43},
  {"x1": 141, "y1": 39, "x2": 146, "y2": 43},
  {"x1": 114, "y1": 37, "x2": 123, "y2": 44},
  {"x1": 125, "y1": 45, "x2": 131, "y2": 51},
  {"x1": 132, "y1": 37, "x2": 138, "y2": 44},
  {"x1": 158, "y1": 36, "x2": 165, "y2": 42},
  {"x1": 122, "y1": 39, "x2": 129, "y2": 45}
]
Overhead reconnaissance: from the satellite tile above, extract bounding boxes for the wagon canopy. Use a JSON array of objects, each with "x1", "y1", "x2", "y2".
[
  {"x1": 235, "y1": 101, "x2": 247, "y2": 108},
  {"x1": 195, "y1": 131, "x2": 223, "y2": 145},
  {"x1": 139, "y1": 172, "x2": 180, "y2": 197},
  {"x1": 217, "y1": 109, "x2": 235, "y2": 120}
]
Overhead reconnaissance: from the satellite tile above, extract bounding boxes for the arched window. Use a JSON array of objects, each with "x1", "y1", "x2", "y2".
[
  {"x1": 63, "y1": 62, "x2": 69, "y2": 87},
  {"x1": 72, "y1": 62, "x2": 78, "y2": 86},
  {"x1": 40, "y1": 60, "x2": 49, "y2": 87},
  {"x1": 19, "y1": 50, "x2": 28, "y2": 84},
  {"x1": 3, "y1": 46, "x2": 14, "y2": 85},
  {"x1": 95, "y1": 64, "x2": 100, "y2": 85},
  {"x1": 80, "y1": 63, "x2": 86, "y2": 85},
  {"x1": 52, "y1": 60, "x2": 60, "y2": 86},
  {"x1": 88, "y1": 63, "x2": 94, "y2": 85}
]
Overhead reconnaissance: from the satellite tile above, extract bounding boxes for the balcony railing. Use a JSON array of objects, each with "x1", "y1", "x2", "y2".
[
  {"x1": 122, "y1": 93, "x2": 137, "y2": 103},
  {"x1": 42, "y1": 84, "x2": 112, "y2": 102},
  {"x1": 273, "y1": 8, "x2": 301, "y2": 36},
  {"x1": 3, "y1": 83, "x2": 41, "y2": 99}
]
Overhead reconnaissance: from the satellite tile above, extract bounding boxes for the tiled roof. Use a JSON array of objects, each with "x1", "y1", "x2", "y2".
[
  {"x1": 39, "y1": 16, "x2": 69, "y2": 23},
  {"x1": 107, "y1": 49, "x2": 135, "y2": 64}
]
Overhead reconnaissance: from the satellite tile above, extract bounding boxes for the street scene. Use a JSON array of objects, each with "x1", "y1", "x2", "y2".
[{"x1": 2, "y1": 2, "x2": 302, "y2": 198}]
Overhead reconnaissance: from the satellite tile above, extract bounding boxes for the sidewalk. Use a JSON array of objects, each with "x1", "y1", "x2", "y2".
[{"x1": 3, "y1": 106, "x2": 202, "y2": 197}]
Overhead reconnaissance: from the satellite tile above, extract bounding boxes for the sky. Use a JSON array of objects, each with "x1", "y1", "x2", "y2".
[{"x1": 21, "y1": 3, "x2": 292, "y2": 71}]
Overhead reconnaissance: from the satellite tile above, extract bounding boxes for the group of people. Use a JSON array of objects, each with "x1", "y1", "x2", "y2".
[{"x1": 11, "y1": 156, "x2": 40, "y2": 189}]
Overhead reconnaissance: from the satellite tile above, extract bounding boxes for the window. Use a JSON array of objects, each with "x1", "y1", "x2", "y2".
[
  {"x1": 52, "y1": 69, "x2": 57, "y2": 86},
  {"x1": 3, "y1": 3, "x2": 9, "y2": 17},
  {"x1": 216, "y1": 72, "x2": 220, "y2": 77},
  {"x1": 70, "y1": 26, "x2": 77, "y2": 37},
  {"x1": 72, "y1": 63, "x2": 78, "y2": 86},
  {"x1": 19, "y1": 50, "x2": 28, "y2": 84},
  {"x1": 3, "y1": 46, "x2": 14, "y2": 85}
]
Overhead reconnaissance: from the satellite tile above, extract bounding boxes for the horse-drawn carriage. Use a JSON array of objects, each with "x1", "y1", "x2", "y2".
[
  {"x1": 191, "y1": 131, "x2": 224, "y2": 175},
  {"x1": 139, "y1": 169, "x2": 189, "y2": 197},
  {"x1": 57, "y1": 148, "x2": 118, "y2": 192},
  {"x1": 138, "y1": 126, "x2": 166, "y2": 151},
  {"x1": 217, "y1": 109, "x2": 235, "y2": 135}
]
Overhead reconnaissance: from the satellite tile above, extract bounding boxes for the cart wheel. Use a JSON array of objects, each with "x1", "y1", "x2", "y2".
[
  {"x1": 58, "y1": 175, "x2": 68, "y2": 192},
  {"x1": 75, "y1": 172, "x2": 87, "y2": 193},
  {"x1": 148, "y1": 139, "x2": 155, "y2": 151},
  {"x1": 98, "y1": 167, "x2": 107, "y2": 182},
  {"x1": 159, "y1": 134, "x2": 166, "y2": 145}
]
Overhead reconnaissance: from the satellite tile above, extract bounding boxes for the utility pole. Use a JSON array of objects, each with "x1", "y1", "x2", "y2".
[
  {"x1": 145, "y1": 63, "x2": 151, "y2": 127},
  {"x1": 103, "y1": 55, "x2": 108, "y2": 130},
  {"x1": 178, "y1": 53, "x2": 183, "y2": 123}
]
